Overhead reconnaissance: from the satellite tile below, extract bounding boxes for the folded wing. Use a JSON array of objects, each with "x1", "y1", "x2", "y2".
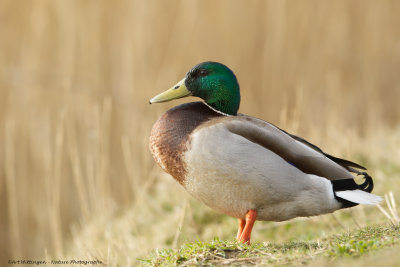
[{"x1": 224, "y1": 115, "x2": 355, "y2": 180}]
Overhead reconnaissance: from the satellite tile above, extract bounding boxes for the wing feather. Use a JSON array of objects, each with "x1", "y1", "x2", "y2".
[
  {"x1": 284, "y1": 132, "x2": 367, "y2": 172},
  {"x1": 222, "y1": 115, "x2": 354, "y2": 180}
]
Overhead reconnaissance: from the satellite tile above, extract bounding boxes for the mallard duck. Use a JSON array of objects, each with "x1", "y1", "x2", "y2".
[{"x1": 149, "y1": 62, "x2": 381, "y2": 244}]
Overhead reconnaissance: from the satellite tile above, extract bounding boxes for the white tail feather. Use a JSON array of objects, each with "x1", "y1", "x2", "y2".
[{"x1": 336, "y1": 190, "x2": 383, "y2": 205}]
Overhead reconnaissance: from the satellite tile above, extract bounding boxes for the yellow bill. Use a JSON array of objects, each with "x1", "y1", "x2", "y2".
[{"x1": 150, "y1": 78, "x2": 191, "y2": 104}]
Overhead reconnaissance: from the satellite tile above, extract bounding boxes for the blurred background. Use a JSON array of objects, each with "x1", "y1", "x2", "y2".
[{"x1": 1, "y1": 0, "x2": 399, "y2": 265}]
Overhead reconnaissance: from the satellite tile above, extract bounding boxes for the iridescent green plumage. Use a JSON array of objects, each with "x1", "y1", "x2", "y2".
[{"x1": 185, "y1": 62, "x2": 240, "y2": 115}]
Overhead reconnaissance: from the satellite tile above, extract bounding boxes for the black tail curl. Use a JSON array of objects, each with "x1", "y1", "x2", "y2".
[
  {"x1": 358, "y1": 172, "x2": 374, "y2": 193},
  {"x1": 331, "y1": 172, "x2": 374, "y2": 208}
]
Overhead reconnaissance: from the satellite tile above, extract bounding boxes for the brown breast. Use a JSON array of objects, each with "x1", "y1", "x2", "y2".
[{"x1": 149, "y1": 102, "x2": 222, "y2": 184}]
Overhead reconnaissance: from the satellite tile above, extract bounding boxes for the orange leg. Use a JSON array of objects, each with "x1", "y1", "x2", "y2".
[
  {"x1": 236, "y1": 218, "x2": 246, "y2": 240},
  {"x1": 238, "y1": 209, "x2": 257, "y2": 244}
]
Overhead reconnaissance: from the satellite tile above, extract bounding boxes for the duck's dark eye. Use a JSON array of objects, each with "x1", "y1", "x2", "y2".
[
  {"x1": 198, "y1": 69, "x2": 209, "y2": 77},
  {"x1": 187, "y1": 68, "x2": 210, "y2": 81}
]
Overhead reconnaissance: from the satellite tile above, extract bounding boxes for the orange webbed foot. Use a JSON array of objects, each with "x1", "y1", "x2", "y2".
[{"x1": 237, "y1": 209, "x2": 257, "y2": 245}]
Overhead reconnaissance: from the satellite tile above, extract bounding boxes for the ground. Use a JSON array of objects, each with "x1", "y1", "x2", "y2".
[{"x1": 142, "y1": 224, "x2": 400, "y2": 266}]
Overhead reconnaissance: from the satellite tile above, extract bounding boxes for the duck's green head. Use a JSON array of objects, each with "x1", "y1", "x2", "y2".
[{"x1": 150, "y1": 62, "x2": 240, "y2": 115}]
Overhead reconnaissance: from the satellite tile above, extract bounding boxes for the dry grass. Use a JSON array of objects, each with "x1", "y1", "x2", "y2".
[{"x1": 1, "y1": 0, "x2": 400, "y2": 265}]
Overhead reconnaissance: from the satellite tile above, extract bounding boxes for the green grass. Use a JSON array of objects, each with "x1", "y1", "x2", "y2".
[{"x1": 141, "y1": 224, "x2": 400, "y2": 266}]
